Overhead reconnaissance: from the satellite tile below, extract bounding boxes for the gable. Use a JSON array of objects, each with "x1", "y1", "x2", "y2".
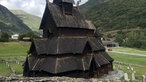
[
  {"x1": 40, "y1": 2, "x2": 95, "y2": 30},
  {"x1": 40, "y1": 5, "x2": 56, "y2": 30}
]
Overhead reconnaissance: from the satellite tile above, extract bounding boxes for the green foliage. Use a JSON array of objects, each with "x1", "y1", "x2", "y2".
[
  {"x1": 19, "y1": 32, "x2": 39, "y2": 41},
  {"x1": 80, "y1": 0, "x2": 107, "y2": 13},
  {"x1": 125, "y1": 31, "x2": 146, "y2": 49},
  {"x1": 114, "y1": 30, "x2": 125, "y2": 46},
  {"x1": 80, "y1": 0, "x2": 146, "y2": 31},
  {"x1": 0, "y1": 31, "x2": 9, "y2": 42},
  {"x1": 114, "y1": 30, "x2": 146, "y2": 49},
  {"x1": 126, "y1": 31, "x2": 141, "y2": 48},
  {"x1": 81, "y1": 0, "x2": 146, "y2": 50},
  {"x1": 140, "y1": 41, "x2": 146, "y2": 49}
]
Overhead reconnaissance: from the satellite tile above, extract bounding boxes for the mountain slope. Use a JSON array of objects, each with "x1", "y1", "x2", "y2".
[
  {"x1": 80, "y1": 0, "x2": 109, "y2": 13},
  {"x1": 80, "y1": 0, "x2": 146, "y2": 31},
  {"x1": 0, "y1": 5, "x2": 32, "y2": 34},
  {"x1": 11, "y1": 10, "x2": 41, "y2": 31}
]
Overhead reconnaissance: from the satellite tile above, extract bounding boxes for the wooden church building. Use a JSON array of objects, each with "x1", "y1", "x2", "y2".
[{"x1": 23, "y1": 0, "x2": 114, "y2": 78}]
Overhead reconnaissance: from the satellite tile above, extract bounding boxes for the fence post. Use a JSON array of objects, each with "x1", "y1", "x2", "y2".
[{"x1": 142, "y1": 75, "x2": 146, "y2": 82}]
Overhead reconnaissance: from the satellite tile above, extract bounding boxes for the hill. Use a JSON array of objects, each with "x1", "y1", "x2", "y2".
[
  {"x1": 80, "y1": 0, "x2": 146, "y2": 31},
  {"x1": 0, "y1": 5, "x2": 32, "y2": 34},
  {"x1": 11, "y1": 10, "x2": 41, "y2": 31},
  {"x1": 80, "y1": 0, "x2": 109, "y2": 13}
]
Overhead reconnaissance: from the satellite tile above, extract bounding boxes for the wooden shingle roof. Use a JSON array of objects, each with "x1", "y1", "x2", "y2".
[
  {"x1": 53, "y1": 0, "x2": 74, "y2": 4},
  {"x1": 40, "y1": 2, "x2": 96, "y2": 30},
  {"x1": 29, "y1": 37, "x2": 105, "y2": 55},
  {"x1": 28, "y1": 53, "x2": 110, "y2": 74}
]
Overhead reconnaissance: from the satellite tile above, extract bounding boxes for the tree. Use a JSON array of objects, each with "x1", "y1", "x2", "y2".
[
  {"x1": 19, "y1": 32, "x2": 39, "y2": 41},
  {"x1": 114, "y1": 30, "x2": 126, "y2": 46},
  {"x1": 125, "y1": 31, "x2": 146, "y2": 49},
  {"x1": 0, "y1": 32, "x2": 9, "y2": 42},
  {"x1": 114, "y1": 30, "x2": 146, "y2": 49}
]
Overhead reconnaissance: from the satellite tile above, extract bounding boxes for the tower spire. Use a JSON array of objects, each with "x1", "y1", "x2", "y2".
[
  {"x1": 76, "y1": 0, "x2": 81, "y2": 7},
  {"x1": 46, "y1": 0, "x2": 49, "y2": 4}
]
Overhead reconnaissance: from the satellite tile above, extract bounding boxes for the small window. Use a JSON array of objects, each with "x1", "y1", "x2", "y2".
[{"x1": 63, "y1": 3, "x2": 73, "y2": 15}]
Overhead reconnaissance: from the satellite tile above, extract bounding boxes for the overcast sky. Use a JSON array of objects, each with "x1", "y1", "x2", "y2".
[{"x1": 0, "y1": 0, "x2": 88, "y2": 17}]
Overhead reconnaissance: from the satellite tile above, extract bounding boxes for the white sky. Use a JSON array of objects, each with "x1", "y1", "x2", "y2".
[{"x1": 0, "y1": 0, "x2": 88, "y2": 17}]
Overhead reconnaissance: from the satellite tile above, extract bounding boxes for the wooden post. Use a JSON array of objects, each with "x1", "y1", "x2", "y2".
[
  {"x1": 142, "y1": 75, "x2": 146, "y2": 82},
  {"x1": 132, "y1": 72, "x2": 136, "y2": 82},
  {"x1": 124, "y1": 73, "x2": 129, "y2": 82}
]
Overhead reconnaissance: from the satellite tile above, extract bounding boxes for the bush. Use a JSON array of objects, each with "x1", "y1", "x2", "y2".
[
  {"x1": 18, "y1": 32, "x2": 39, "y2": 41},
  {"x1": 114, "y1": 30, "x2": 146, "y2": 49},
  {"x1": 0, "y1": 32, "x2": 9, "y2": 42}
]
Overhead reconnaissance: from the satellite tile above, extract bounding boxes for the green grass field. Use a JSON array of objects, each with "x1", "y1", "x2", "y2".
[
  {"x1": 9, "y1": 62, "x2": 23, "y2": 74},
  {"x1": 0, "y1": 62, "x2": 11, "y2": 75},
  {"x1": 0, "y1": 42, "x2": 29, "y2": 75},
  {"x1": 111, "y1": 47, "x2": 146, "y2": 55},
  {"x1": 0, "y1": 42, "x2": 29, "y2": 61},
  {"x1": 109, "y1": 52, "x2": 146, "y2": 82},
  {"x1": 110, "y1": 47, "x2": 146, "y2": 81},
  {"x1": 109, "y1": 52, "x2": 146, "y2": 66},
  {"x1": 113, "y1": 63, "x2": 146, "y2": 81},
  {"x1": 0, "y1": 42, "x2": 30, "y2": 56}
]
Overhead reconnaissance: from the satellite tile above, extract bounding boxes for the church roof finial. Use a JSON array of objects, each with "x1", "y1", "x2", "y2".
[{"x1": 76, "y1": 0, "x2": 81, "y2": 7}]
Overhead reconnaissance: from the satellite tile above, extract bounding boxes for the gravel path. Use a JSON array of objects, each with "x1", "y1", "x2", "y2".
[{"x1": 100, "y1": 70, "x2": 124, "y2": 80}]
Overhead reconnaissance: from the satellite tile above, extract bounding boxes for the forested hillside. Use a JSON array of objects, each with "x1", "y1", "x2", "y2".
[
  {"x1": 11, "y1": 10, "x2": 41, "y2": 31},
  {"x1": 80, "y1": 0, "x2": 109, "y2": 13},
  {"x1": 0, "y1": 5, "x2": 32, "y2": 34},
  {"x1": 80, "y1": 0, "x2": 146, "y2": 49},
  {"x1": 80, "y1": 0, "x2": 146, "y2": 31}
]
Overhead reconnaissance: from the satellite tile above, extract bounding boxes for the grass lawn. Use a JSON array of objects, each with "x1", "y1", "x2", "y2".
[
  {"x1": 108, "y1": 52, "x2": 146, "y2": 66},
  {"x1": 0, "y1": 42, "x2": 30, "y2": 56},
  {"x1": 109, "y1": 52, "x2": 146, "y2": 82},
  {"x1": 0, "y1": 42, "x2": 29, "y2": 75},
  {"x1": 0, "y1": 55, "x2": 26, "y2": 61},
  {"x1": 0, "y1": 62, "x2": 11, "y2": 75},
  {"x1": 9, "y1": 62, "x2": 23, "y2": 74},
  {"x1": 114, "y1": 63, "x2": 146, "y2": 82},
  {"x1": 111, "y1": 47, "x2": 146, "y2": 55}
]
